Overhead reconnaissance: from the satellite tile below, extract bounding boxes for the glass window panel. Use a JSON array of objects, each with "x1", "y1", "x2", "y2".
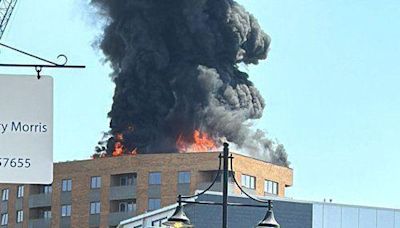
[
  {"x1": 119, "y1": 202, "x2": 127, "y2": 212},
  {"x1": 91, "y1": 177, "x2": 96, "y2": 188},
  {"x1": 44, "y1": 211, "x2": 51, "y2": 219},
  {"x1": 178, "y1": 172, "x2": 191, "y2": 184},
  {"x1": 62, "y1": 179, "x2": 72, "y2": 192},
  {"x1": 377, "y1": 209, "x2": 394, "y2": 228},
  {"x1": 90, "y1": 203, "x2": 95, "y2": 214},
  {"x1": 120, "y1": 176, "x2": 127, "y2": 186},
  {"x1": 342, "y1": 206, "x2": 359, "y2": 228},
  {"x1": 91, "y1": 176, "x2": 101, "y2": 189},
  {"x1": 16, "y1": 210, "x2": 23, "y2": 223},
  {"x1": 272, "y1": 182, "x2": 278, "y2": 195},
  {"x1": 264, "y1": 181, "x2": 267, "y2": 192},
  {"x1": 264, "y1": 180, "x2": 278, "y2": 194},
  {"x1": 250, "y1": 176, "x2": 255, "y2": 189},
  {"x1": 1, "y1": 213, "x2": 8, "y2": 225},
  {"x1": 1, "y1": 189, "x2": 9, "y2": 201},
  {"x1": 61, "y1": 205, "x2": 71, "y2": 217},
  {"x1": 43, "y1": 185, "x2": 52, "y2": 194},
  {"x1": 127, "y1": 202, "x2": 136, "y2": 212},
  {"x1": 359, "y1": 208, "x2": 377, "y2": 228},
  {"x1": 269, "y1": 181, "x2": 273, "y2": 193},
  {"x1": 17, "y1": 186, "x2": 24, "y2": 198},
  {"x1": 242, "y1": 175, "x2": 255, "y2": 189},
  {"x1": 90, "y1": 202, "x2": 101, "y2": 214},
  {"x1": 149, "y1": 172, "x2": 161, "y2": 185},
  {"x1": 127, "y1": 176, "x2": 134, "y2": 185}
]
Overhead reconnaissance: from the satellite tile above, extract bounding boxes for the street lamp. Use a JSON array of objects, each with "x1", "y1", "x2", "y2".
[
  {"x1": 164, "y1": 143, "x2": 280, "y2": 228},
  {"x1": 256, "y1": 203, "x2": 280, "y2": 227},
  {"x1": 162, "y1": 196, "x2": 193, "y2": 228}
]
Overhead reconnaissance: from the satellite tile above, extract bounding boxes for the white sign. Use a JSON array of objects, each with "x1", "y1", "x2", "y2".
[{"x1": 0, "y1": 75, "x2": 53, "y2": 184}]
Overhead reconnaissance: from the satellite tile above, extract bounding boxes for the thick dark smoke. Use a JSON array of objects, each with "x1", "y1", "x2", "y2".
[{"x1": 92, "y1": 0, "x2": 289, "y2": 167}]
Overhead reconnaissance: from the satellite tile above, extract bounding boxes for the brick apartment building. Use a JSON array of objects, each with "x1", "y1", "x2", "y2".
[{"x1": 0, "y1": 151, "x2": 293, "y2": 228}]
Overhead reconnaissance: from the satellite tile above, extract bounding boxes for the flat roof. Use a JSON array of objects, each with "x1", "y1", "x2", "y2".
[{"x1": 54, "y1": 150, "x2": 292, "y2": 169}]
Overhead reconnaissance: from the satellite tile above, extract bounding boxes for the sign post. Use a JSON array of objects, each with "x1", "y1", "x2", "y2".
[{"x1": 0, "y1": 74, "x2": 53, "y2": 184}]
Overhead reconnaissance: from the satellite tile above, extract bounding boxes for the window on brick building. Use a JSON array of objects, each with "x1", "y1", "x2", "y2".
[
  {"x1": 1, "y1": 213, "x2": 8, "y2": 225},
  {"x1": 61, "y1": 179, "x2": 72, "y2": 192},
  {"x1": 43, "y1": 185, "x2": 52, "y2": 194},
  {"x1": 178, "y1": 171, "x2": 191, "y2": 184},
  {"x1": 241, "y1": 174, "x2": 256, "y2": 189},
  {"x1": 91, "y1": 176, "x2": 101, "y2": 189},
  {"x1": 1, "y1": 189, "x2": 9, "y2": 201},
  {"x1": 16, "y1": 210, "x2": 23, "y2": 223},
  {"x1": 61, "y1": 204, "x2": 72, "y2": 217},
  {"x1": 119, "y1": 201, "x2": 136, "y2": 212},
  {"x1": 17, "y1": 185, "x2": 24, "y2": 198},
  {"x1": 119, "y1": 174, "x2": 135, "y2": 186},
  {"x1": 149, "y1": 172, "x2": 161, "y2": 185},
  {"x1": 264, "y1": 180, "x2": 279, "y2": 195},
  {"x1": 90, "y1": 202, "x2": 101, "y2": 214},
  {"x1": 44, "y1": 210, "x2": 52, "y2": 219}
]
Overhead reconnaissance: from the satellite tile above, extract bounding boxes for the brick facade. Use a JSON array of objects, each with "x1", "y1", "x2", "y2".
[{"x1": 0, "y1": 151, "x2": 293, "y2": 227}]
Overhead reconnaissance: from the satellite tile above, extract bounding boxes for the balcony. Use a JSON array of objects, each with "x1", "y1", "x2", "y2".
[
  {"x1": 108, "y1": 211, "x2": 136, "y2": 226},
  {"x1": 109, "y1": 185, "x2": 136, "y2": 200},
  {"x1": 28, "y1": 218, "x2": 51, "y2": 228},
  {"x1": 29, "y1": 194, "x2": 52, "y2": 208}
]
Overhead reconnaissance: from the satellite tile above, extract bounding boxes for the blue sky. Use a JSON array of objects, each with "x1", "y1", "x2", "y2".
[{"x1": 1, "y1": 0, "x2": 399, "y2": 208}]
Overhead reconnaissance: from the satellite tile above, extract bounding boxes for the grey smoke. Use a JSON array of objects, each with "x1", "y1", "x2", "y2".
[{"x1": 91, "y1": 0, "x2": 289, "y2": 167}]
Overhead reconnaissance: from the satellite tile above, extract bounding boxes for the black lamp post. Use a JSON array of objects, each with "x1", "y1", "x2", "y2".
[{"x1": 164, "y1": 143, "x2": 280, "y2": 228}]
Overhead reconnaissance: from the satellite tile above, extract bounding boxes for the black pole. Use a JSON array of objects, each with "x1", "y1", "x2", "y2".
[{"x1": 222, "y1": 143, "x2": 229, "y2": 228}]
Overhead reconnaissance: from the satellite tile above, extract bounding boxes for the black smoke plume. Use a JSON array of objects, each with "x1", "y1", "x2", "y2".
[{"x1": 91, "y1": 0, "x2": 289, "y2": 167}]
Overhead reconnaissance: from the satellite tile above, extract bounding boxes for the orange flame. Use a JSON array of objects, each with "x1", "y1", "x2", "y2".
[
  {"x1": 177, "y1": 130, "x2": 217, "y2": 152},
  {"x1": 112, "y1": 142, "x2": 124, "y2": 156},
  {"x1": 111, "y1": 133, "x2": 138, "y2": 157},
  {"x1": 112, "y1": 133, "x2": 124, "y2": 156}
]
